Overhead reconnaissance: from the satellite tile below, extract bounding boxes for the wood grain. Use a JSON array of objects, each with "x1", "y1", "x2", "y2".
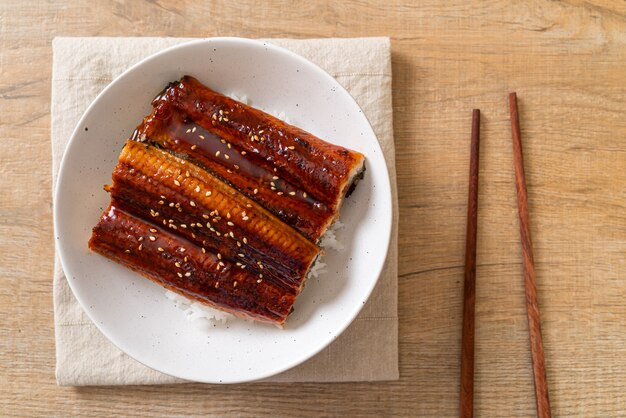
[
  {"x1": 459, "y1": 109, "x2": 480, "y2": 418},
  {"x1": 509, "y1": 93, "x2": 551, "y2": 418},
  {"x1": 1, "y1": 1, "x2": 625, "y2": 416}
]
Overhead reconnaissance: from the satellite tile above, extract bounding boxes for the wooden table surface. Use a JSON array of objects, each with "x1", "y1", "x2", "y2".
[{"x1": 1, "y1": 1, "x2": 625, "y2": 416}]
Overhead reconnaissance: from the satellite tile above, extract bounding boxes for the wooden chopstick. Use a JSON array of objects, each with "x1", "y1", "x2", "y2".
[
  {"x1": 459, "y1": 109, "x2": 480, "y2": 418},
  {"x1": 508, "y1": 93, "x2": 552, "y2": 418}
]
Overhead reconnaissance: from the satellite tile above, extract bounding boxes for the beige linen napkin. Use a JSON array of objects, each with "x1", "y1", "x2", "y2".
[{"x1": 52, "y1": 37, "x2": 398, "y2": 385}]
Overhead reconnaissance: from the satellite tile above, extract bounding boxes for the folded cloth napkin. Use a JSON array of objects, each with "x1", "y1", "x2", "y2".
[{"x1": 52, "y1": 37, "x2": 398, "y2": 385}]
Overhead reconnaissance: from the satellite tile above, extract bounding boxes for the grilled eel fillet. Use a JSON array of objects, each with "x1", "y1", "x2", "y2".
[
  {"x1": 133, "y1": 75, "x2": 366, "y2": 242},
  {"x1": 89, "y1": 140, "x2": 321, "y2": 326}
]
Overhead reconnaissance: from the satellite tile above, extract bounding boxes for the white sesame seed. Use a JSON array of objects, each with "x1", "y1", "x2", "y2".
[
  {"x1": 257, "y1": 279, "x2": 262, "y2": 283},
  {"x1": 169, "y1": 202, "x2": 175, "y2": 207},
  {"x1": 125, "y1": 249, "x2": 131, "y2": 253},
  {"x1": 180, "y1": 224, "x2": 187, "y2": 228},
  {"x1": 158, "y1": 247, "x2": 164, "y2": 252},
  {"x1": 174, "y1": 180, "x2": 181, "y2": 186},
  {"x1": 195, "y1": 185, "x2": 200, "y2": 192},
  {"x1": 277, "y1": 191, "x2": 284, "y2": 195},
  {"x1": 190, "y1": 201, "x2": 196, "y2": 207},
  {"x1": 243, "y1": 216, "x2": 249, "y2": 221},
  {"x1": 215, "y1": 151, "x2": 220, "y2": 157},
  {"x1": 227, "y1": 143, "x2": 231, "y2": 149},
  {"x1": 180, "y1": 248, "x2": 186, "y2": 252},
  {"x1": 273, "y1": 176, "x2": 279, "y2": 180},
  {"x1": 253, "y1": 188, "x2": 258, "y2": 194},
  {"x1": 158, "y1": 200, "x2": 164, "y2": 205},
  {"x1": 201, "y1": 247, "x2": 206, "y2": 253},
  {"x1": 303, "y1": 192, "x2": 307, "y2": 198},
  {"x1": 205, "y1": 191, "x2": 212, "y2": 197},
  {"x1": 138, "y1": 237, "x2": 144, "y2": 242},
  {"x1": 243, "y1": 237, "x2": 248, "y2": 244},
  {"x1": 241, "y1": 151, "x2": 247, "y2": 156},
  {"x1": 192, "y1": 127, "x2": 197, "y2": 133},
  {"x1": 185, "y1": 170, "x2": 190, "y2": 177},
  {"x1": 184, "y1": 256, "x2": 188, "y2": 262},
  {"x1": 199, "y1": 135, "x2": 205, "y2": 140},
  {"x1": 149, "y1": 236, "x2": 156, "y2": 241},
  {"x1": 175, "y1": 262, "x2": 181, "y2": 268},
  {"x1": 224, "y1": 154, "x2": 230, "y2": 159},
  {"x1": 289, "y1": 191, "x2": 296, "y2": 196},
  {"x1": 185, "y1": 272, "x2": 191, "y2": 277},
  {"x1": 177, "y1": 272, "x2": 183, "y2": 278},
  {"x1": 217, "y1": 253, "x2": 222, "y2": 260},
  {"x1": 227, "y1": 221, "x2": 234, "y2": 226},
  {"x1": 138, "y1": 244, "x2": 143, "y2": 251},
  {"x1": 190, "y1": 144, "x2": 197, "y2": 150},
  {"x1": 186, "y1": 128, "x2": 191, "y2": 133},
  {"x1": 219, "y1": 110, "x2": 224, "y2": 115},
  {"x1": 288, "y1": 146, "x2": 295, "y2": 150},
  {"x1": 237, "y1": 241, "x2": 241, "y2": 247},
  {"x1": 238, "y1": 253, "x2": 244, "y2": 257},
  {"x1": 233, "y1": 281, "x2": 237, "y2": 287},
  {"x1": 234, "y1": 164, "x2": 240, "y2": 170}
]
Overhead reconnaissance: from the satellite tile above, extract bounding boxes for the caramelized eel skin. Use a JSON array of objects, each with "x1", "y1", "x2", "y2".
[
  {"x1": 109, "y1": 140, "x2": 319, "y2": 292},
  {"x1": 134, "y1": 75, "x2": 365, "y2": 242},
  {"x1": 89, "y1": 203, "x2": 292, "y2": 325},
  {"x1": 89, "y1": 141, "x2": 321, "y2": 326}
]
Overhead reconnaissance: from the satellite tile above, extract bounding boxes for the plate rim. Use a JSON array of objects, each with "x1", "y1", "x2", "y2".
[{"x1": 53, "y1": 36, "x2": 393, "y2": 383}]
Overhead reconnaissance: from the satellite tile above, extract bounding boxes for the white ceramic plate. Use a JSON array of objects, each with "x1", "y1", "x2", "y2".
[{"x1": 54, "y1": 37, "x2": 392, "y2": 383}]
